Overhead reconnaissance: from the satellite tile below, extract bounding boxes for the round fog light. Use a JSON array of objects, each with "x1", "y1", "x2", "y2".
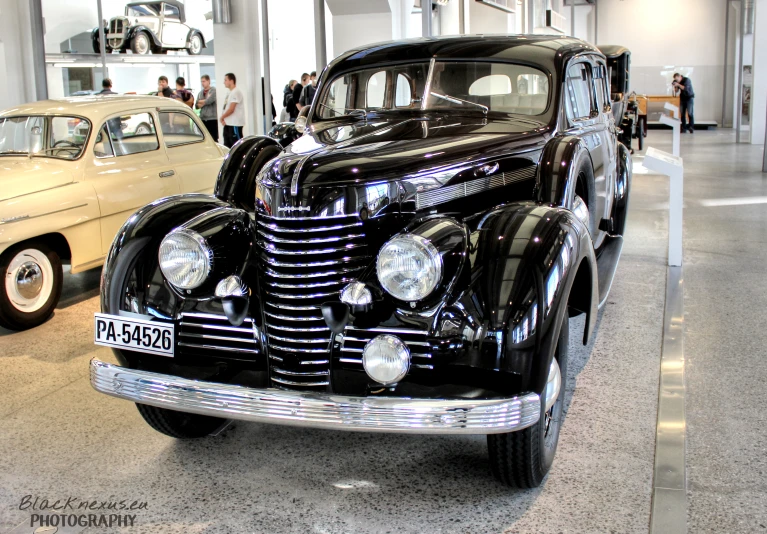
[{"x1": 362, "y1": 335, "x2": 410, "y2": 385}]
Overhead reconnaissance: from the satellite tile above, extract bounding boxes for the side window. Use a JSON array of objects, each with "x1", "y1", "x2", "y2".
[
  {"x1": 159, "y1": 111, "x2": 205, "y2": 147},
  {"x1": 395, "y1": 74, "x2": 413, "y2": 107},
  {"x1": 93, "y1": 124, "x2": 114, "y2": 157},
  {"x1": 163, "y1": 4, "x2": 180, "y2": 18},
  {"x1": 565, "y1": 63, "x2": 595, "y2": 121},
  {"x1": 321, "y1": 75, "x2": 351, "y2": 118},
  {"x1": 366, "y1": 71, "x2": 387, "y2": 109},
  {"x1": 105, "y1": 112, "x2": 159, "y2": 156}
]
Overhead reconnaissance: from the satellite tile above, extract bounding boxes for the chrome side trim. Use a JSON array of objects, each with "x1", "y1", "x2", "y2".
[
  {"x1": 415, "y1": 166, "x2": 536, "y2": 209},
  {"x1": 90, "y1": 359, "x2": 541, "y2": 434},
  {"x1": 0, "y1": 203, "x2": 88, "y2": 225}
]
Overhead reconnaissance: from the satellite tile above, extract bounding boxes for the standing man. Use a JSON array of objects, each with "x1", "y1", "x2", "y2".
[
  {"x1": 99, "y1": 78, "x2": 116, "y2": 94},
  {"x1": 299, "y1": 71, "x2": 318, "y2": 110},
  {"x1": 158, "y1": 76, "x2": 169, "y2": 95},
  {"x1": 220, "y1": 72, "x2": 245, "y2": 148},
  {"x1": 294, "y1": 73, "x2": 309, "y2": 111},
  {"x1": 196, "y1": 74, "x2": 218, "y2": 141},
  {"x1": 672, "y1": 73, "x2": 695, "y2": 134}
]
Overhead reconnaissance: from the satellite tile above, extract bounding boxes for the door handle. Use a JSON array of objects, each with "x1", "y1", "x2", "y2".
[{"x1": 159, "y1": 170, "x2": 175, "y2": 178}]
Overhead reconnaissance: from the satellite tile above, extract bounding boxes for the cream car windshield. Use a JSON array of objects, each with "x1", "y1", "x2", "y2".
[
  {"x1": 0, "y1": 116, "x2": 91, "y2": 160},
  {"x1": 317, "y1": 61, "x2": 550, "y2": 119}
]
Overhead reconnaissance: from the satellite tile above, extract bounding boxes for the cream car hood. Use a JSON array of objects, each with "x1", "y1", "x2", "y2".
[{"x1": 0, "y1": 158, "x2": 75, "y2": 202}]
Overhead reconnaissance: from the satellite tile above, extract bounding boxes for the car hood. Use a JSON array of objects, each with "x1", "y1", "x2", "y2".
[
  {"x1": 0, "y1": 158, "x2": 75, "y2": 202},
  {"x1": 264, "y1": 115, "x2": 551, "y2": 190}
]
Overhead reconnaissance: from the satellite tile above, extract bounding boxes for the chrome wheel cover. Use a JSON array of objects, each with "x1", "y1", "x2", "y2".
[
  {"x1": 135, "y1": 34, "x2": 149, "y2": 54},
  {"x1": 190, "y1": 35, "x2": 202, "y2": 54},
  {"x1": 5, "y1": 249, "x2": 54, "y2": 313}
]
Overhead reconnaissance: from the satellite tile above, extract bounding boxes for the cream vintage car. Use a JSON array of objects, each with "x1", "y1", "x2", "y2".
[{"x1": 0, "y1": 95, "x2": 227, "y2": 330}]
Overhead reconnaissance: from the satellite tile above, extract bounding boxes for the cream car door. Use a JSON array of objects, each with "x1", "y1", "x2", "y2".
[
  {"x1": 160, "y1": 3, "x2": 187, "y2": 47},
  {"x1": 157, "y1": 109, "x2": 221, "y2": 195},
  {"x1": 87, "y1": 111, "x2": 181, "y2": 254}
]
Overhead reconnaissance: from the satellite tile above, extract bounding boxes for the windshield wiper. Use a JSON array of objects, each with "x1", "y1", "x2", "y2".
[
  {"x1": 0, "y1": 150, "x2": 29, "y2": 156},
  {"x1": 429, "y1": 92, "x2": 488, "y2": 115}
]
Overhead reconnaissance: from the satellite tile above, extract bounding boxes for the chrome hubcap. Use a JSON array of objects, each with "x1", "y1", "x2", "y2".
[
  {"x1": 137, "y1": 36, "x2": 148, "y2": 54},
  {"x1": 15, "y1": 261, "x2": 43, "y2": 299},
  {"x1": 191, "y1": 36, "x2": 201, "y2": 53}
]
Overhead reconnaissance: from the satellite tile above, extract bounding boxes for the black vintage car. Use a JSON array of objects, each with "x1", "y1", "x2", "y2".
[{"x1": 92, "y1": 35, "x2": 631, "y2": 488}]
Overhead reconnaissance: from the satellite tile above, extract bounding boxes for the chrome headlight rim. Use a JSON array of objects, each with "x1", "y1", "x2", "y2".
[
  {"x1": 376, "y1": 233, "x2": 443, "y2": 303},
  {"x1": 158, "y1": 227, "x2": 213, "y2": 291}
]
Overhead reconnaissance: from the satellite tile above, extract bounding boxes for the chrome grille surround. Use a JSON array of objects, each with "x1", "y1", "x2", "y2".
[{"x1": 256, "y1": 214, "x2": 370, "y2": 389}]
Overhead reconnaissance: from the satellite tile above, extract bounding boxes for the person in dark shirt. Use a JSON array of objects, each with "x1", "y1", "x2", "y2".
[
  {"x1": 672, "y1": 73, "x2": 695, "y2": 134},
  {"x1": 294, "y1": 72, "x2": 310, "y2": 113},
  {"x1": 99, "y1": 78, "x2": 116, "y2": 94},
  {"x1": 299, "y1": 70, "x2": 317, "y2": 108},
  {"x1": 174, "y1": 77, "x2": 195, "y2": 108}
]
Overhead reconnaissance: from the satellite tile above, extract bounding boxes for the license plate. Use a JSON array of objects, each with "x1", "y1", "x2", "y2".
[{"x1": 94, "y1": 313, "x2": 174, "y2": 357}]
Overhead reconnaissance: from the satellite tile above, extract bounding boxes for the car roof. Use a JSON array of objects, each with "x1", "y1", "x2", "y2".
[
  {"x1": 0, "y1": 95, "x2": 191, "y2": 122},
  {"x1": 330, "y1": 34, "x2": 601, "y2": 70}
]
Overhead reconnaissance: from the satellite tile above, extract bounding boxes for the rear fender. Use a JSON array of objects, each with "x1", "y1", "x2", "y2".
[
  {"x1": 613, "y1": 141, "x2": 633, "y2": 235},
  {"x1": 473, "y1": 202, "x2": 597, "y2": 394}
]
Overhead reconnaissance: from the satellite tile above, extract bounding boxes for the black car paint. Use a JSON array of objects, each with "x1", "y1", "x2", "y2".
[{"x1": 102, "y1": 35, "x2": 629, "y2": 401}]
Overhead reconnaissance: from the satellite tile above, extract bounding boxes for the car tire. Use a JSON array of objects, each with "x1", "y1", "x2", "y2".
[
  {"x1": 136, "y1": 403, "x2": 227, "y2": 439},
  {"x1": 131, "y1": 32, "x2": 151, "y2": 55},
  {"x1": 135, "y1": 122, "x2": 152, "y2": 135},
  {"x1": 487, "y1": 317, "x2": 569, "y2": 488},
  {"x1": 0, "y1": 242, "x2": 63, "y2": 331},
  {"x1": 188, "y1": 34, "x2": 202, "y2": 55}
]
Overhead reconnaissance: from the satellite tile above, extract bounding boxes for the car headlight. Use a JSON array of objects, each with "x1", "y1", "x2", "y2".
[
  {"x1": 158, "y1": 228, "x2": 212, "y2": 290},
  {"x1": 376, "y1": 234, "x2": 442, "y2": 302}
]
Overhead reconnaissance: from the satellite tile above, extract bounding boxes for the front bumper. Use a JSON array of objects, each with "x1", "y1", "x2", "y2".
[{"x1": 90, "y1": 359, "x2": 541, "y2": 434}]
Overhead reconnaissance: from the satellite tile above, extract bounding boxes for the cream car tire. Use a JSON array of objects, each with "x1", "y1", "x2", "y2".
[
  {"x1": 0, "y1": 243, "x2": 63, "y2": 331},
  {"x1": 131, "y1": 32, "x2": 151, "y2": 55}
]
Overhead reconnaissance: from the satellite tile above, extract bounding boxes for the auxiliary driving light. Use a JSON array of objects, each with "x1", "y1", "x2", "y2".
[{"x1": 362, "y1": 335, "x2": 410, "y2": 385}]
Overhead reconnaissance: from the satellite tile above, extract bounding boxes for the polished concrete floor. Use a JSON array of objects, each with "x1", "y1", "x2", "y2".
[{"x1": 0, "y1": 129, "x2": 760, "y2": 533}]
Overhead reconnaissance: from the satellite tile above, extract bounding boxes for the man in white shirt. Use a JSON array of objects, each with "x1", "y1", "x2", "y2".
[{"x1": 220, "y1": 72, "x2": 245, "y2": 148}]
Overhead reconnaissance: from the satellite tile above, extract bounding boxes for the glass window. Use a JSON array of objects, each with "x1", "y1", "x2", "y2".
[
  {"x1": 426, "y1": 62, "x2": 549, "y2": 116},
  {"x1": 127, "y1": 3, "x2": 161, "y2": 17},
  {"x1": 159, "y1": 111, "x2": 204, "y2": 147},
  {"x1": 0, "y1": 116, "x2": 89, "y2": 160},
  {"x1": 163, "y1": 3, "x2": 179, "y2": 18},
  {"x1": 395, "y1": 74, "x2": 413, "y2": 107},
  {"x1": 366, "y1": 71, "x2": 387, "y2": 109},
  {"x1": 105, "y1": 112, "x2": 159, "y2": 156},
  {"x1": 565, "y1": 63, "x2": 595, "y2": 121},
  {"x1": 93, "y1": 125, "x2": 114, "y2": 157}
]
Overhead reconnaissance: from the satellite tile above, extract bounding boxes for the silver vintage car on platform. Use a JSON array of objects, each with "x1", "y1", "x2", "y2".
[{"x1": 92, "y1": 0, "x2": 206, "y2": 55}]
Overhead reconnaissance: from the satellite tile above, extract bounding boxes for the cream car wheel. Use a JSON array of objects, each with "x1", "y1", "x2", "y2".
[
  {"x1": 189, "y1": 34, "x2": 202, "y2": 55},
  {"x1": 0, "y1": 243, "x2": 63, "y2": 331},
  {"x1": 5, "y1": 249, "x2": 54, "y2": 313}
]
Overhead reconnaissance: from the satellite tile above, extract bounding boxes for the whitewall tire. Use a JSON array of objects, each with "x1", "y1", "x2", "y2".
[{"x1": 0, "y1": 243, "x2": 63, "y2": 330}]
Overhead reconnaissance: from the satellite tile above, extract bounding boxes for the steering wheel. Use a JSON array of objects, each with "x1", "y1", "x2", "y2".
[{"x1": 50, "y1": 140, "x2": 81, "y2": 157}]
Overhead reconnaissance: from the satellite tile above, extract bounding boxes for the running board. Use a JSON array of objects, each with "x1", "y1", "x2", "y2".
[{"x1": 596, "y1": 235, "x2": 624, "y2": 307}]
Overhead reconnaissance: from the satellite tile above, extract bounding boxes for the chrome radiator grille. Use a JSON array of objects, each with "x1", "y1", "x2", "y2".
[
  {"x1": 177, "y1": 312, "x2": 260, "y2": 360},
  {"x1": 256, "y1": 214, "x2": 370, "y2": 390},
  {"x1": 339, "y1": 327, "x2": 434, "y2": 370}
]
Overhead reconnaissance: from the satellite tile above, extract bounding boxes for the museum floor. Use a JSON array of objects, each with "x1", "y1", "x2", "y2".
[{"x1": 0, "y1": 130, "x2": 765, "y2": 533}]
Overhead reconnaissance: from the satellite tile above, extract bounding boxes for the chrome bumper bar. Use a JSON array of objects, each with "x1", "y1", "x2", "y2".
[{"x1": 90, "y1": 359, "x2": 541, "y2": 434}]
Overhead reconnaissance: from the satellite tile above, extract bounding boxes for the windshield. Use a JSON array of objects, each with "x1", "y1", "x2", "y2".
[
  {"x1": 127, "y1": 4, "x2": 161, "y2": 17},
  {"x1": 0, "y1": 116, "x2": 91, "y2": 160},
  {"x1": 317, "y1": 61, "x2": 550, "y2": 119}
]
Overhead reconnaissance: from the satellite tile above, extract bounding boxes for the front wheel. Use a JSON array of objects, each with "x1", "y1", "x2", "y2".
[
  {"x1": 487, "y1": 317, "x2": 569, "y2": 488},
  {"x1": 0, "y1": 242, "x2": 63, "y2": 330},
  {"x1": 136, "y1": 404, "x2": 226, "y2": 439},
  {"x1": 131, "y1": 32, "x2": 151, "y2": 55}
]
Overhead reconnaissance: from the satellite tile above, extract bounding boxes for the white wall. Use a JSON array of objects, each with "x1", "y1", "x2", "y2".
[
  {"x1": 751, "y1": 0, "x2": 767, "y2": 145},
  {"x1": 467, "y1": 0, "x2": 514, "y2": 34},
  {"x1": 332, "y1": 13, "x2": 393, "y2": 56},
  {"x1": 596, "y1": 0, "x2": 727, "y2": 122},
  {"x1": 0, "y1": 0, "x2": 39, "y2": 107}
]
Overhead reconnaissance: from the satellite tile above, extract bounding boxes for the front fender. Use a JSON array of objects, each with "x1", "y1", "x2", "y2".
[
  {"x1": 127, "y1": 26, "x2": 162, "y2": 48},
  {"x1": 101, "y1": 194, "x2": 228, "y2": 318},
  {"x1": 536, "y1": 135, "x2": 592, "y2": 208},
  {"x1": 472, "y1": 202, "x2": 597, "y2": 394},
  {"x1": 214, "y1": 136, "x2": 283, "y2": 211}
]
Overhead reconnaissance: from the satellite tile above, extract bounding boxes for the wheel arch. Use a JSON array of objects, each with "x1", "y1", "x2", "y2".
[
  {"x1": 214, "y1": 135, "x2": 284, "y2": 211},
  {"x1": 537, "y1": 135, "x2": 595, "y2": 211},
  {"x1": 128, "y1": 26, "x2": 162, "y2": 48},
  {"x1": 0, "y1": 232, "x2": 71, "y2": 262},
  {"x1": 186, "y1": 29, "x2": 206, "y2": 48}
]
